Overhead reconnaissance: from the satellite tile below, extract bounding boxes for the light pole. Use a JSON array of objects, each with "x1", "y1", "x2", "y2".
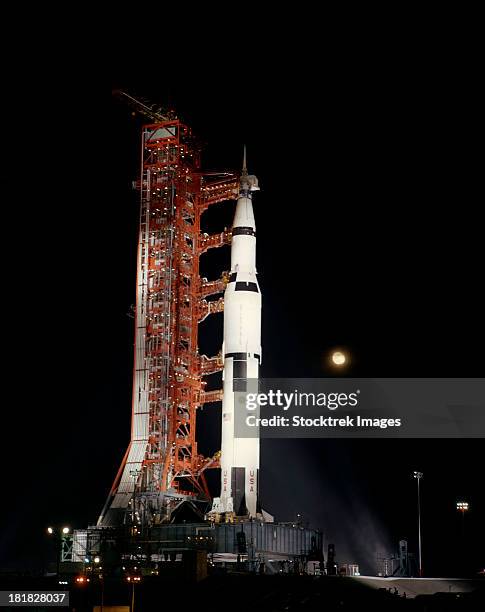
[
  {"x1": 46, "y1": 526, "x2": 70, "y2": 575},
  {"x1": 413, "y1": 471, "x2": 423, "y2": 577},
  {"x1": 126, "y1": 575, "x2": 141, "y2": 612},
  {"x1": 456, "y1": 501, "x2": 469, "y2": 544}
]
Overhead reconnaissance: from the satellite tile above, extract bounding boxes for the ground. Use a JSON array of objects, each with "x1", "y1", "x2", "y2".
[{"x1": 0, "y1": 573, "x2": 484, "y2": 611}]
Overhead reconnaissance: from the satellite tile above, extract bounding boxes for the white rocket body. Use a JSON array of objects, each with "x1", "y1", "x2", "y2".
[{"x1": 212, "y1": 154, "x2": 261, "y2": 518}]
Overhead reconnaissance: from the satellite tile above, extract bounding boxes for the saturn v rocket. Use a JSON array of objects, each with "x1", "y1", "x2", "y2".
[{"x1": 211, "y1": 150, "x2": 264, "y2": 519}]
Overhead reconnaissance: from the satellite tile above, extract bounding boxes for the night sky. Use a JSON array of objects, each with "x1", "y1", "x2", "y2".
[{"x1": 1, "y1": 21, "x2": 483, "y2": 578}]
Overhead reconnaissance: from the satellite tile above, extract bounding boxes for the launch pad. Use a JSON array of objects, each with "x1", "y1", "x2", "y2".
[{"x1": 70, "y1": 521, "x2": 324, "y2": 576}]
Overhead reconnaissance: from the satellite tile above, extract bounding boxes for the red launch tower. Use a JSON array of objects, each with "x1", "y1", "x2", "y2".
[{"x1": 99, "y1": 95, "x2": 238, "y2": 526}]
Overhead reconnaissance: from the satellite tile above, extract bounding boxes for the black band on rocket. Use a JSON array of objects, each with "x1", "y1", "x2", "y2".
[
  {"x1": 235, "y1": 282, "x2": 259, "y2": 292},
  {"x1": 225, "y1": 352, "x2": 261, "y2": 363},
  {"x1": 232, "y1": 226, "x2": 256, "y2": 237}
]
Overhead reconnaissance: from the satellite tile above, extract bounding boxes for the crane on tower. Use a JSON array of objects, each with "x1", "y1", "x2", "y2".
[{"x1": 112, "y1": 89, "x2": 175, "y2": 122}]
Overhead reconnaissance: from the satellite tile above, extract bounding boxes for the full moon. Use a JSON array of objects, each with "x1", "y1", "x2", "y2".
[{"x1": 331, "y1": 351, "x2": 346, "y2": 366}]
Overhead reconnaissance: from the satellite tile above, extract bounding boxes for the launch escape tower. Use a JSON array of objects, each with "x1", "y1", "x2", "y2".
[{"x1": 99, "y1": 94, "x2": 240, "y2": 527}]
